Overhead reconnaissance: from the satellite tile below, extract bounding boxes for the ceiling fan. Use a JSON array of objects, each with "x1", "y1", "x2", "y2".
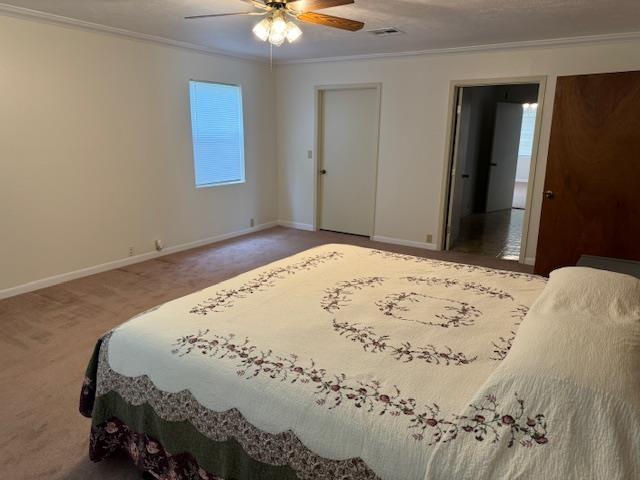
[{"x1": 185, "y1": 0, "x2": 364, "y2": 47}]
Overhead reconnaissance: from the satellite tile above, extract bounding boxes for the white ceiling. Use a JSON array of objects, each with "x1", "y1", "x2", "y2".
[{"x1": 2, "y1": 0, "x2": 640, "y2": 62}]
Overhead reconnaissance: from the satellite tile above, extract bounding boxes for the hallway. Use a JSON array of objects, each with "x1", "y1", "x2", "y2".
[{"x1": 451, "y1": 209, "x2": 524, "y2": 260}]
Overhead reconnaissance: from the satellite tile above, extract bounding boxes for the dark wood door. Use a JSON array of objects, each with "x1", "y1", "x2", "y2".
[{"x1": 535, "y1": 71, "x2": 640, "y2": 276}]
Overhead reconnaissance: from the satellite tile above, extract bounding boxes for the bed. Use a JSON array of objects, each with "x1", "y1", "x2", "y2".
[{"x1": 79, "y1": 244, "x2": 640, "y2": 479}]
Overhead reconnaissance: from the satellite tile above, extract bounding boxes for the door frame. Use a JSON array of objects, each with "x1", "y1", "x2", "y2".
[
  {"x1": 438, "y1": 76, "x2": 547, "y2": 264},
  {"x1": 443, "y1": 87, "x2": 465, "y2": 250},
  {"x1": 313, "y1": 83, "x2": 383, "y2": 237}
]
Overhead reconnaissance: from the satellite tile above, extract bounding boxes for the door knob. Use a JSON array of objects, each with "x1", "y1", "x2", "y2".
[
  {"x1": 544, "y1": 190, "x2": 554, "y2": 199},
  {"x1": 319, "y1": 169, "x2": 327, "y2": 175}
]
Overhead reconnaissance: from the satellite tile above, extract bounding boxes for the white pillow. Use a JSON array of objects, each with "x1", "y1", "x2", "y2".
[
  {"x1": 533, "y1": 266, "x2": 640, "y2": 321},
  {"x1": 506, "y1": 266, "x2": 640, "y2": 406}
]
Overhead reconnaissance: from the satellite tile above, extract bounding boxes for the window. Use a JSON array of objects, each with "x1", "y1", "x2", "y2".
[
  {"x1": 515, "y1": 103, "x2": 538, "y2": 183},
  {"x1": 517, "y1": 104, "x2": 538, "y2": 158},
  {"x1": 189, "y1": 81, "x2": 245, "y2": 187}
]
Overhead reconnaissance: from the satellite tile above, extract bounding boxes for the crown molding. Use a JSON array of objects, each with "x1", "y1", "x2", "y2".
[
  {"x1": 0, "y1": 3, "x2": 268, "y2": 64},
  {"x1": 276, "y1": 30, "x2": 640, "y2": 66}
]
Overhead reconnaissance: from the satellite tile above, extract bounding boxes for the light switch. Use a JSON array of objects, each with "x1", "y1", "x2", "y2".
[{"x1": 307, "y1": 150, "x2": 313, "y2": 159}]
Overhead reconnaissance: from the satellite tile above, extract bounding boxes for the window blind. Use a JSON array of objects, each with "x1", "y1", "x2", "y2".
[{"x1": 189, "y1": 81, "x2": 245, "y2": 187}]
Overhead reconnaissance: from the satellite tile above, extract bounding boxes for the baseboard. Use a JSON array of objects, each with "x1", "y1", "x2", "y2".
[
  {"x1": 162, "y1": 221, "x2": 277, "y2": 255},
  {"x1": 371, "y1": 235, "x2": 438, "y2": 251},
  {"x1": 0, "y1": 221, "x2": 277, "y2": 300},
  {"x1": 277, "y1": 220, "x2": 315, "y2": 231}
]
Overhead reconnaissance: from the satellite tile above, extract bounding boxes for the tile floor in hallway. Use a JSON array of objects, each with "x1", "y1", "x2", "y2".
[{"x1": 451, "y1": 208, "x2": 524, "y2": 260}]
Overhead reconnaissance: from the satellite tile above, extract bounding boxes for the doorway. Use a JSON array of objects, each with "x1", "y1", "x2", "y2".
[
  {"x1": 316, "y1": 85, "x2": 381, "y2": 237},
  {"x1": 443, "y1": 81, "x2": 543, "y2": 262}
]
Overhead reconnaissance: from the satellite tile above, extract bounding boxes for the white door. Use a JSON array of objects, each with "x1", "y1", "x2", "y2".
[
  {"x1": 486, "y1": 102, "x2": 524, "y2": 212},
  {"x1": 319, "y1": 88, "x2": 379, "y2": 236}
]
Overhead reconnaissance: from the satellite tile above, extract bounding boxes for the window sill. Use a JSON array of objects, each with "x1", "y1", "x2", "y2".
[{"x1": 196, "y1": 180, "x2": 246, "y2": 189}]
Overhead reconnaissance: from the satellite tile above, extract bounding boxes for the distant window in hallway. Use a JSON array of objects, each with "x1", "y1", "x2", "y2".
[
  {"x1": 513, "y1": 104, "x2": 538, "y2": 209},
  {"x1": 518, "y1": 104, "x2": 538, "y2": 156}
]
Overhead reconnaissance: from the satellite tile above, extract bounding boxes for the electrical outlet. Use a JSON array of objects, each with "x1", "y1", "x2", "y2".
[
  {"x1": 128, "y1": 246, "x2": 135, "y2": 257},
  {"x1": 426, "y1": 234, "x2": 433, "y2": 243},
  {"x1": 250, "y1": 218, "x2": 255, "y2": 227}
]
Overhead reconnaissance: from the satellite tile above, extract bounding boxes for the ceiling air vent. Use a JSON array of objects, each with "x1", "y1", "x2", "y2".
[{"x1": 366, "y1": 27, "x2": 404, "y2": 37}]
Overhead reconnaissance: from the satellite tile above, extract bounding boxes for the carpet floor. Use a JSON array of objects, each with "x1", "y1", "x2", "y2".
[{"x1": 0, "y1": 227, "x2": 532, "y2": 479}]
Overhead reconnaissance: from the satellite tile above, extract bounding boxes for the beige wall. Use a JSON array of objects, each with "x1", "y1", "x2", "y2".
[
  {"x1": 0, "y1": 15, "x2": 277, "y2": 292},
  {"x1": 3, "y1": 11, "x2": 640, "y2": 295},
  {"x1": 275, "y1": 39, "x2": 640, "y2": 262}
]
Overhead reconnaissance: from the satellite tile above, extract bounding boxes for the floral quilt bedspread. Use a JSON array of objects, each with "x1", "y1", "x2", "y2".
[{"x1": 85, "y1": 244, "x2": 551, "y2": 480}]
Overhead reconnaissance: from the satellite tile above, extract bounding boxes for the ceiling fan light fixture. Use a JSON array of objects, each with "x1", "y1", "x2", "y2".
[
  {"x1": 286, "y1": 21, "x2": 303, "y2": 43},
  {"x1": 270, "y1": 11, "x2": 288, "y2": 35},
  {"x1": 268, "y1": 29, "x2": 286, "y2": 46},
  {"x1": 252, "y1": 17, "x2": 272, "y2": 41},
  {"x1": 252, "y1": 10, "x2": 303, "y2": 46}
]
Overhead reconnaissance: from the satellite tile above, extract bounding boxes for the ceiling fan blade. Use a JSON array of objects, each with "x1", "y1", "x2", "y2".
[
  {"x1": 240, "y1": 0, "x2": 271, "y2": 10},
  {"x1": 185, "y1": 12, "x2": 265, "y2": 20},
  {"x1": 296, "y1": 12, "x2": 364, "y2": 31},
  {"x1": 287, "y1": 0, "x2": 354, "y2": 12}
]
